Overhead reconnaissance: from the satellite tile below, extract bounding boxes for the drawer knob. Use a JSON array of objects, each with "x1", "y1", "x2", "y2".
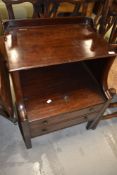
[
  {"x1": 84, "y1": 115, "x2": 90, "y2": 122},
  {"x1": 84, "y1": 115, "x2": 87, "y2": 119},
  {"x1": 42, "y1": 128, "x2": 47, "y2": 132},
  {"x1": 42, "y1": 120, "x2": 48, "y2": 125},
  {"x1": 89, "y1": 108, "x2": 94, "y2": 112}
]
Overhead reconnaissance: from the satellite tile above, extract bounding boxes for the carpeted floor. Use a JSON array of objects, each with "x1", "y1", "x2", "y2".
[{"x1": 1, "y1": 116, "x2": 117, "y2": 175}]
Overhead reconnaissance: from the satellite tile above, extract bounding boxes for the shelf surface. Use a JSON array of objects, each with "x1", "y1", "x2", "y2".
[
  {"x1": 5, "y1": 19, "x2": 115, "y2": 72},
  {"x1": 20, "y1": 62, "x2": 106, "y2": 122}
]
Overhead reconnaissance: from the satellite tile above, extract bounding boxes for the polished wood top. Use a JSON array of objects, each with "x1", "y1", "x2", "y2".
[{"x1": 4, "y1": 17, "x2": 116, "y2": 72}]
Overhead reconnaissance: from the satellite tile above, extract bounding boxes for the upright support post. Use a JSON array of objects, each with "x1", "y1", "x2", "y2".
[
  {"x1": 17, "y1": 102, "x2": 32, "y2": 149},
  {"x1": 86, "y1": 88, "x2": 116, "y2": 130}
]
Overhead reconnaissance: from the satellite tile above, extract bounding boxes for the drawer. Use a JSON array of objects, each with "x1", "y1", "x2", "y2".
[
  {"x1": 30, "y1": 112, "x2": 98, "y2": 138},
  {"x1": 30, "y1": 103, "x2": 103, "y2": 127}
]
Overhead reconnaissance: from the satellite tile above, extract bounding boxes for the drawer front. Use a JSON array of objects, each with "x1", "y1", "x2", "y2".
[
  {"x1": 30, "y1": 103, "x2": 103, "y2": 127},
  {"x1": 30, "y1": 112, "x2": 98, "y2": 138}
]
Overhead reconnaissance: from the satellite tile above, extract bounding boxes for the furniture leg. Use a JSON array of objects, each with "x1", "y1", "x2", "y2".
[
  {"x1": 86, "y1": 101, "x2": 110, "y2": 130},
  {"x1": 18, "y1": 120, "x2": 32, "y2": 149},
  {"x1": 86, "y1": 89, "x2": 115, "y2": 130}
]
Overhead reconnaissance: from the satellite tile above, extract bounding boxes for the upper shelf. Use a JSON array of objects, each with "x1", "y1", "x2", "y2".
[{"x1": 3, "y1": 17, "x2": 116, "y2": 72}]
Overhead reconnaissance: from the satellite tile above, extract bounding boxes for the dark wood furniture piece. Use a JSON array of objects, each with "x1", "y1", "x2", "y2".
[
  {"x1": 108, "y1": 2, "x2": 117, "y2": 51},
  {"x1": 93, "y1": 0, "x2": 117, "y2": 119},
  {"x1": 48, "y1": 0, "x2": 95, "y2": 17},
  {"x1": 0, "y1": 17, "x2": 116, "y2": 148},
  {"x1": 106, "y1": 5, "x2": 117, "y2": 118},
  {"x1": 98, "y1": 0, "x2": 117, "y2": 119},
  {"x1": 2, "y1": 0, "x2": 96, "y2": 19}
]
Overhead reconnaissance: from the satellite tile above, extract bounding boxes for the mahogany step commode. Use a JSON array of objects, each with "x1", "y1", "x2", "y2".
[{"x1": 0, "y1": 17, "x2": 116, "y2": 148}]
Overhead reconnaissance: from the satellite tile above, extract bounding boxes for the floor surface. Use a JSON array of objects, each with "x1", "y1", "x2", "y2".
[{"x1": 0, "y1": 116, "x2": 117, "y2": 175}]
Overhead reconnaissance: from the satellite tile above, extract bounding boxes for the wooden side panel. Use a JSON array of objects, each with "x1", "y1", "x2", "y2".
[
  {"x1": 84, "y1": 56, "x2": 116, "y2": 93},
  {"x1": 0, "y1": 37, "x2": 15, "y2": 122}
]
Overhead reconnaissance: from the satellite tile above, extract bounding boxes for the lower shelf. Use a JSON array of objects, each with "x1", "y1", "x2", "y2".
[{"x1": 20, "y1": 62, "x2": 106, "y2": 123}]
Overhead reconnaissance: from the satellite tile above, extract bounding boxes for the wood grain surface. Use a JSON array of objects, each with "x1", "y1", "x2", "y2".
[
  {"x1": 4, "y1": 17, "x2": 116, "y2": 72},
  {"x1": 20, "y1": 62, "x2": 106, "y2": 122}
]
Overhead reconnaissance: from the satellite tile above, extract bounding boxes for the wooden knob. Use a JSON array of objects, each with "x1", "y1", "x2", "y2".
[
  {"x1": 89, "y1": 108, "x2": 94, "y2": 112},
  {"x1": 84, "y1": 115, "x2": 88, "y2": 120},
  {"x1": 109, "y1": 88, "x2": 116, "y2": 96},
  {"x1": 42, "y1": 120, "x2": 48, "y2": 125},
  {"x1": 42, "y1": 128, "x2": 47, "y2": 132}
]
